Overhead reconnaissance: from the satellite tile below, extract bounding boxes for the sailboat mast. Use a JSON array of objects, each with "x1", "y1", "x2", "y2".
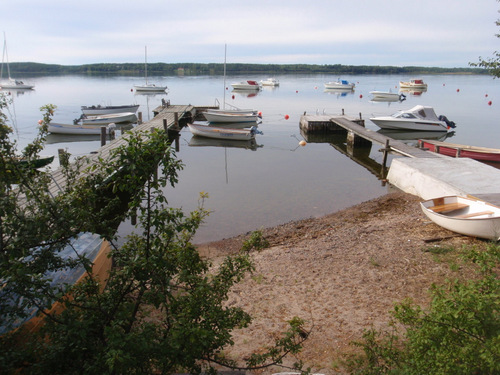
[
  {"x1": 223, "y1": 44, "x2": 227, "y2": 109},
  {"x1": 144, "y1": 46, "x2": 148, "y2": 85}
]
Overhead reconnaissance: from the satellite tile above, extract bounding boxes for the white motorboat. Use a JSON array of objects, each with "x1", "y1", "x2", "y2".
[
  {"x1": 420, "y1": 195, "x2": 500, "y2": 241},
  {"x1": 134, "y1": 46, "x2": 167, "y2": 93},
  {"x1": 80, "y1": 112, "x2": 137, "y2": 125},
  {"x1": 399, "y1": 78, "x2": 427, "y2": 89},
  {"x1": 370, "y1": 91, "x2": 406, "y2": 101},
  {"x1": 81, "y1": 104, "x2": 139, "y2": 116},
  {"x1": 260, "y1": 78, "x2": 279, "y2": 86},
  {"x1": 48, "y1": 123, "x2": 116, "y2": 135},
  {"x1": 370, "y1": 105, "x2": 456, "y2": 132},
  {"x1": 231, "y1": 80, "x2": 261, "y2": 90},
  {"x1": 203, "y1": 109, "x2": 261, "y2": 123},
  {"x1": 187, "y1": 123, "x2": 262, "y2": 141},
  {"x1": 0, "y1": 33, "x2": 34, "y2": 90},
  {"x1": 324, "y1": 79, "x2": 355, "y2": 90}
]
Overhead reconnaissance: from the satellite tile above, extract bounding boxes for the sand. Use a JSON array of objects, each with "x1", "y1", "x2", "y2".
[{"x1": 196, "y1": 191, "x2": 488, "y2": 374}]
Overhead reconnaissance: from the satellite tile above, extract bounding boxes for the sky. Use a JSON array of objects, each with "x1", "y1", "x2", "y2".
[{"x1": 2, "y1": 0, "x2": 499, "y2": 68}]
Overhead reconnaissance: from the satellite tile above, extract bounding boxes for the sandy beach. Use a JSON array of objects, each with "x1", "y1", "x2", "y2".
[{"x1": 197, "y1": 191, "x2": 488, "y2": 374}]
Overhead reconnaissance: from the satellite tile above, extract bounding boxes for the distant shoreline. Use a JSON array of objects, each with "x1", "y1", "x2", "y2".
[{"x1": 6, "y1": 62, "x2": 487, "y2": 77}]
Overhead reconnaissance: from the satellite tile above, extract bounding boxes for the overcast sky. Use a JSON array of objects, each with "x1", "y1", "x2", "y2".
[{"x1": 2, "y1": 0, "x2": 499, "y2": 68}]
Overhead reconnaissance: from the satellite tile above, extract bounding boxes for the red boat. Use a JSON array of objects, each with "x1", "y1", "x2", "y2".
[{"x1": 418, "y1": 139, "x2": 500, "y2": 163}]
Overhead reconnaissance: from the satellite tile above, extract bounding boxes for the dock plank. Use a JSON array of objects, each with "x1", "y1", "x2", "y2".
[{"x1": 46, "y1": 105, "x2": 194, "y2": 197}]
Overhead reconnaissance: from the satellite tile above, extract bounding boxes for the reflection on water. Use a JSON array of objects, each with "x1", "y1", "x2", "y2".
[
  {"x1": 4, "y1": 73, "x2": 499, "y2": 243},
  {"x1": 188, "y1": 135, "x2": 262, "y2": 151}
]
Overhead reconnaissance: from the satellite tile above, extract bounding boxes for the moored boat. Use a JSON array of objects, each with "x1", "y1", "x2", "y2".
[
  {"x1": 260, "y1": 78, "x2": 279, "y2": 86},
  {"x1": 231, "y1": 80, "x2": 261, "y2": 90},
  {"x1": 81, "y1": 104, "x2": 139, "y2": 116},
  {"x1": 80, "y1": 112, "x2": 137, "y2": 125},
  {"x1": 370, "y1": 105, "x2": 456, "y2": 132},
  {"x1": 369, "y1": 91, "x2": 406, "y2": 101},
  {"x1": 203, "y1": 109, "x2": 261, "y2": 123},
  {"x1": 324, "y1": 79, "x2": 355, "y2": 90},
  {"x1": 420, "y1": 195, "x2": 500, "y2": 240},
  {"x1": 48, "y1": 123, "x2": 116, "y2": 135},
  {"x1": 187, "y1": 123, "x2": 262, "y2": 141},
  {"x1": 399, "y1": 78, "x2": 427, "y2": 89},
  {"x1": 418, "y1": 139, "x2": 500, "y2": 162},
  {"x1": 134, "y1": 46, "x2": 167, "y2": 92}
]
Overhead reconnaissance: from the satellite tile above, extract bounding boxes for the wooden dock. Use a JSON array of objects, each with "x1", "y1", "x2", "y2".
[
  {"x1": 300, "y1": 114, "x2": 442, "y2": 159},
  {"x1": 47, "y1": 104, "x2": 196, "y2": 196}
]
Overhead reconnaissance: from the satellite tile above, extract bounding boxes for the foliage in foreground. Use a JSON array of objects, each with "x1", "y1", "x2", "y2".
[
  {"x1": 343, "y1": 244, "x2": 500, "y2": 374},
  {"x1": 0, "y1": 95, "x2": 309, "y2": 374}
]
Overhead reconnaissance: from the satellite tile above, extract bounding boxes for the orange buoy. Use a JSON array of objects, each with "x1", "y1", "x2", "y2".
[
  {"x1": 284, "y1": 114, "x2": 290, "y2": 120},
  {"x1": 299, "y1": 140, "x2": 307, "y2": 146},
  {"x1": 488, "y1": 101, "x2": 492, "y2": 106},
  {"x1": 485, "y1": 94, "x2": 489, "y2": 97},
  {"x1": 359, "y1": 94, "x2": 363, "y2": 98},
  {"x1": 457, "y1": 88, "x2": 460, "y2": 92},
  {"x1": 232, "y1": 95, "x2": 235, "y2": 99}
]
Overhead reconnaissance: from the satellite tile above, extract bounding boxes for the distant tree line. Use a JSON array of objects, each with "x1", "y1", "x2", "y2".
[{"x1": 6, "y1": 62, "x2": 487, "y2": 77}]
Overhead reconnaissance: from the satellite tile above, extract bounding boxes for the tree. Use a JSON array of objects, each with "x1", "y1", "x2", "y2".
[
  {"x1": 0, "y1": 95, "x2": 309, "y2": 374},
  {"x1": 343, "y1": 244, "x2": 500, "y2": 374},
  {"x1": 470, "y1": 2, "x2": 500, "y2": 77}
]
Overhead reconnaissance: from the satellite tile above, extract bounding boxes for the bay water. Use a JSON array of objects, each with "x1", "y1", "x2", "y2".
[{"x1": 3, "y1": 73, "x2": 499, "y2": 243}]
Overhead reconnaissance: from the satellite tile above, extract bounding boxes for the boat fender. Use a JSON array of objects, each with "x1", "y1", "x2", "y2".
[{"x1": 438, "y1": 115, "x2": 456, "y2": 128}]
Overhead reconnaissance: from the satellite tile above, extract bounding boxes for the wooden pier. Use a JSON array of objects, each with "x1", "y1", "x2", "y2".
[
  {"x1": 47, "y1": 104, "x2": 196, "y2": 196},
  {"x1": 300, "y1": 114, "x2": 442, "y2": 159}
]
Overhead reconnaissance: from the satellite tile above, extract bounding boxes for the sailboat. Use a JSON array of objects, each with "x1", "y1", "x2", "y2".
[
  {"x1": 134, "y1": 46, "x2": 167, "y2": 93},
  {"x1": 203, "y1": 44, "x2": 261, "y2": 124},
  {"x1": 0, "y1": 33, "x2": 34, "y2": 90}
]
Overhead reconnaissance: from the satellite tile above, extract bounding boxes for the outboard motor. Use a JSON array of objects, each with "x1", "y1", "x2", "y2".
[{"x1": 439, "y1": 115, "x2": 456, "y2": 129}]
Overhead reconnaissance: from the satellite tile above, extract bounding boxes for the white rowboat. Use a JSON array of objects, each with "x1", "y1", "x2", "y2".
[
  {"x1": 188, "y1": 123, "x2": 261, "y2": 141},
  {"x1": 203, "y1": 109, "x2": 261, "y2": 123},
  {"x1": 81, "y1": 104, "x2": 139, "y2": 116},
  {"x1": 420, "y1": 195, "x2": 500, "y2": 241},
  {"x1": 48, "y1": 123, "x2": 116, "y2": 135},
  {"x1": 80, "y1": 112, "x2": 137, "y2": 125}
]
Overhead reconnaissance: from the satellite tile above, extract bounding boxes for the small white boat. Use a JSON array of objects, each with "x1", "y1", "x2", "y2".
[
  {"x1": 370, "y1": 105, "x2": 456, "y2": 132},
  {"x1": 187, "y1": 123, "x2": 262, "y2": 141},
  {"x1": 370, "y1": 91, "x2": 406, "y2": 101},
  {"x1": 400, "y1": 78, "x2": 427, "y2": 89},
  {"x1": 260, "y1": 78, "x2": 279, "y2": 86},
  {"x1": 324, "y1": 79, "x2": 355, "y2": 90},
  {"x1": 420, "y1": 195, "x2": 500, "y2": 241},
  {"x1": 231, "y1": 80, "x2": 261, "y2": 90},
  {"x1": 1, "y1": 34, "x2": 34, "y2": 90},
  {"x1": 203, "y1": 109, "x2": 261, "y2": 123},
  {"x1": 48, "y1": 123, "x2": 116, "y2": 135},
  {"x1": 134, "y1": 46, "x2": 167, "y2": 93},
  {"x1": 80, "y1": 112, "x2": 137, "y2": 125},
  {"x1": 81, "y1": 104, "x2": 139, "y2": 116}
]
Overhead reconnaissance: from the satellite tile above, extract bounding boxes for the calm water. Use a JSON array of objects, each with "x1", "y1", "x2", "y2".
[{"x1": 3, "y1": 73, "x2": 500, "y2": 242}]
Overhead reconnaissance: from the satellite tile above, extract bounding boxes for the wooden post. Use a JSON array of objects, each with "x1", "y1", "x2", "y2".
[
  {"x1": 382, "y1": 139, "x2": 390, "y2": 167},
  {"x1": 100, "y1": 127, "x2": 107, "y2": 146},
  {"x1": 174, "y1": 112, "x2": 179, "y2": 130},
  {"x1": 138, "y1": 111, "x2": 143, "y2": 124},
  {"x1": 163, "y1": 118, "x2": 168, "y2": 131},
  {"x1": 342, "y1": 108, "x2": 345, "y2": 115}
]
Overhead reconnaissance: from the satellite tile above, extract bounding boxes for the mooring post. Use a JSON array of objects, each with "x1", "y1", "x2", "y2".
[
  {"x1": 100, "y1": 127, "x2": 107, "y2": 146},
  {"x1": 163, "y1": 118, "x2": 168, "y2": 131},
  {"x1": 138, "y1": 112, "x2": 143, "y2": 125},
  {"x1": 342, "y1": 108, "x2": 345, "y2": 115},
  {"x1": 174, "y1": 112, "x2": 179, "y2": 129},
  {"x1": 382, "y1": 139, "x2": 390, "y2": 167}
]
